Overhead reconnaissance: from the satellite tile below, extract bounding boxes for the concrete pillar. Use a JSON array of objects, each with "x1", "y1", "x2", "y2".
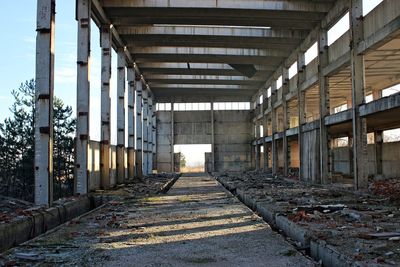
[
  {"x1": 135, "y1": 77, "x2": 143, "y2": 178},
  {"x1": 152, "y1": 100, "x2": 157, "y2": 171},
  {"x1": 319, "y1": 29, "x2": 331, "y2": 184},
  {"x1": 127, "y1": 67, "x2": 135, "y2": 180},
  {"x1": 375, "y1": 130, "x2": 383, "y2": 177},
  {"x1": 35, "y1": 0, "x2": 55, "y2": 206},
  {"x1": 100, "y1": 25, "x2": 111, "y2": 189},
  {"x1": 116, "y1": 49, "x2": 126, "y2": 183},
  {"x1": 211, "y1": 101, "x2": 215, "y2": 172},
  {"x1": 350, "y1": 0, "x2": 368, "y2": 189},
  {"x1": 171, "y1": 102, "x2": 175, "y2": 172},
  {"x1": 75, "y1": 0, "x2": 91, "y2": 195},
  {"x1": 297, "y1": 52, "x2": 306, "y2": 181},
  {"x1": 282, "y1": 67, "x2": 289, "y2": 176},
  {"x1": 148, "y1": 95, "x2": 153, "y2": 174},
  {"x1": 142, "y1": 88, "x2": 149, "y2": 175},
  {"x1": 263, "y1": 112, "x2": 269, "y2": 172},
  {"x1": 271, "y1": 81, "x2": 278, "y2": 175}
]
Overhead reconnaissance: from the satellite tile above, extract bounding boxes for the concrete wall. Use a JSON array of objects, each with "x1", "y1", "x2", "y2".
[
  {"x1": 156, "y1": 110, "x2": 252, "y2": 173},
  {"x1": 87, "y1": 141, "x2": 119, "y2": 191},
  {"x1": 214, "y1": 111, "x2": 252, "y2": 172},
  {"x1": 332, "y1": 141, "x2": 400, "y2": 179},
  {"x1": 301, "y1": 129, "x2": 320, "y2": 182},
  {"x1": 156, "y1": 111, "x2": 173, "y2": 172}
]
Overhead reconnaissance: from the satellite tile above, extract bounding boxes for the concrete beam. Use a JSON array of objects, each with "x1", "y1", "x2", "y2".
[
  {"x1": 119, "y1": 26, "x2": 306, "y2": 49},
  {"x1": 360, "y1": 92, "x2": 400, "y2": 116},
  {"x1": 34, "y1": 0, "x2": 55, "y2": 206},
  {"x1": 116, "y1": 49, "x2": 126, "y2": 183},
  {"x1": 102, "y1": 0, "x2": 333, "y2": 12},
  {"x1": 133, "y1": 53, "x2": 284, "y2": 66},
  {"x1": 75, "y1": 0, "x2": 91, "y2": 195},
  {"x1": 127, "y1": 67, "x2": 135, "y2": 180},
  {"x1": 100, "y1": 24, "x2": 112, "y2": 189}
]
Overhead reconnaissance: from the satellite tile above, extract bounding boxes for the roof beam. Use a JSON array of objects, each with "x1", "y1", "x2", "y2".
[{"x1": 102, "y1": 0, "x2": 333, "y2": 13}]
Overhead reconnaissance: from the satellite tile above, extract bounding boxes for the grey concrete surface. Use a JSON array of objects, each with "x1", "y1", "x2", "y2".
[{"x1": 3, "y1": 174, "x2": 315, "y2": 266}]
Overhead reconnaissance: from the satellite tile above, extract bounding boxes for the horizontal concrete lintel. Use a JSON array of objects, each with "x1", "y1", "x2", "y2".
[
  {"x1": 274, "y1": 132, "x2": 284, "y2": 140},
  {"x1": 264, "y1": 136, "x2": 272, "y2": 143},
  {"x1": 322, "y1": 52, "x2": 350, "y2": 77},
  {"x1": 286, "y1": 127, "x2": 299, "y2": 137},
  {"x1": 360, "y1": 93, "x2": 400, "y2": 117},
  {"x1": 358, "y1": 11, "x2": 400, "y2": 55},
  {"x1": 301, "y1": 120, "x2": 320, "y2": 132},
  {"x1": 324, "y1": 109, "x2": 352, "y2": 126}
]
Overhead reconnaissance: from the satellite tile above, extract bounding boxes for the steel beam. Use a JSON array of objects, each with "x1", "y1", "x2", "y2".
[{"x1": 35, "y1": 0, "x2": 55, "y2": 206}]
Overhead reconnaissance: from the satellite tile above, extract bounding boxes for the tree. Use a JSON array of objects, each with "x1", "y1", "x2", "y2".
[
  {"x1": 180, "y1": 153, "x2": 187, "y2": 169},
  {"x1": 0, "y1": 80, "x2": 76, "y2": 202},
  {"x1": 53, "y1": 97, "x2": 76, "y2": 199}
]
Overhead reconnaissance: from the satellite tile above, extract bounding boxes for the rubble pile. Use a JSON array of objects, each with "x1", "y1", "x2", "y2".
[
  {"x1": 216, "y1": 171, "x2": 400, "y2": 266},
  {"x1": 120, "y1": 173, "x2": 180, "y2": 197}
]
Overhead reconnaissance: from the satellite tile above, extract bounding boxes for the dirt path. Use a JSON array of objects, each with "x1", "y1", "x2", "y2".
[{"x1": 3, "y1": 174, "x2": 315, "y2": 266}]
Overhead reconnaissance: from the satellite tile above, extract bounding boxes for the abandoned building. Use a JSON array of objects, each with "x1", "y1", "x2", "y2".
[{"x1": 1, "y1": 0, "x2": 400, "y2": 266}]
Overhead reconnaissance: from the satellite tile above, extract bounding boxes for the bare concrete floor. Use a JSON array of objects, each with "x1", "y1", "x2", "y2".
[{"x1": 3, "y1": 174, "x2": 315, "y2": 266}]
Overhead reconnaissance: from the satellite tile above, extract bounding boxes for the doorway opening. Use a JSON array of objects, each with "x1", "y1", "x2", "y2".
[{"x1": 174, "y1": 144, "x2": 212, "y2": 173}]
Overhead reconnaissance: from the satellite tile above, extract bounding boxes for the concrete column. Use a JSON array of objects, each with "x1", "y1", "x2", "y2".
[
  {"x1": 282, "y1": 67, "x2": 290, "y2": 176},
  {"x1": 297, "y1": 52, "x2": 306, "y2": 181},
  {"x1": 319, "y1": 29, "x2": 331, "y2": 184},
  {"x1": 127, "y1": 67, "x2": 135, "y2": 180},
  {"x1": 271, "y1": 82, "x2": 278, "y2": 175},
  {"x1": 211, "y1": 101, "x2": 215, "y2": 172},
  {"x1": 350, "y1": 0, "x2": 368, "y2": 189},
  {"x1": 171, "y1": 102, "x2": 175, "y2": 172},
  {"x1": 263, "y1": 111, "x2": 268, "y2": 172},
  {"x1": 35, "y1": 0, "x2": 55, "y2": 206},
  {"x1": 152, "y1": 101, "x2": 157, "y2": 171},
  {"x1": 142, "y1": 88, "x2": 149, "y2": 175},
  {"x1": 135, "y1": 77, "x2": 143, "y2": 178},
  {"x1": 100, "y1": 25, "x2": 111, "y2": 189},
  {"x1": 75, "y1": 0, "x2": 91, "y2": 195},
  {"x1": 116, "y1": 49, "x2": 126, "y2": 183},
  {"x1": 148, "y1": 95, "x2": 153, "y2": 174},
  {"x1": 375, "y1": 130, "x2": 383, "y2": 177}
]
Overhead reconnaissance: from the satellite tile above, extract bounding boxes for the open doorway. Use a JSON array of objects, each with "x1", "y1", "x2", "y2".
[{"x1": 174, "y1": 144, "x2": 212, "y2": 173}]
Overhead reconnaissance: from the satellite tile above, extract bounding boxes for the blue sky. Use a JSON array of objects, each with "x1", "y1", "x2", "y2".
[
  {"x1": 0, "y1": 0, "x2": 383, "y2": 144},
  {"x1": 0, "y1": 1, "x2": 119, "y2": 142}
]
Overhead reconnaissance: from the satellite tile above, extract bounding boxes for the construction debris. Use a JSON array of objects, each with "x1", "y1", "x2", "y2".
[{"x1": 215, "y1": 171, "x2": 400, "y2": 266}]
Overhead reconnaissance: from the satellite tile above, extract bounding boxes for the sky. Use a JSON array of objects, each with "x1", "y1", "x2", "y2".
[{"x1": 0, "y1": 0, "x2": 384, "y2": 146}]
